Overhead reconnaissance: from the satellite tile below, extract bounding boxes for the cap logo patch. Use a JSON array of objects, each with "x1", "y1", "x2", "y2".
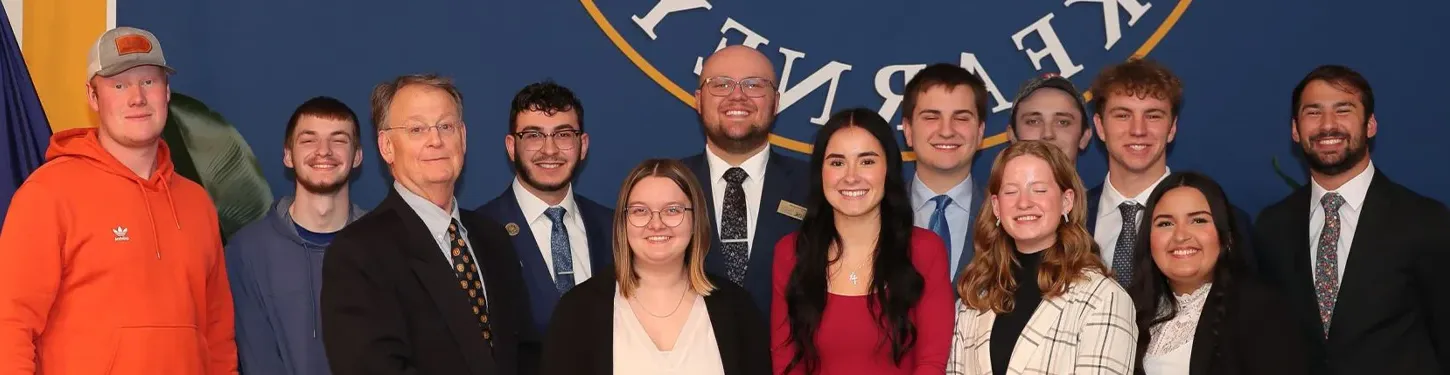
[{"x1": 114, "y1": 35, "x2": 153, "y2": 56}]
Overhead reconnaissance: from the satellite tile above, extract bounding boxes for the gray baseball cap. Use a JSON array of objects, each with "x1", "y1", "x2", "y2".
[
  {"x1": 1009, "y1": 73, "x2": 1087, "y2": 128},
  {"x1": 86, "y1": 26, "x2": 176, "y2": 79}
]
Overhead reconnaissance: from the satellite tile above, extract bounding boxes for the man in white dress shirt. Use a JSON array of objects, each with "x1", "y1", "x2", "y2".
[
  {"x1": 680, "y1": 45, "x2": 809, "y2": 316},
  {"x1": 478, "y1": 80, "x2": 615, "y2": 345},
  {"x1": 900, "y1": 63, "x2": 989, "y2": 285},
  {"x1": 1083, "y1": 59, "x2": 1256, "y2": 287}
]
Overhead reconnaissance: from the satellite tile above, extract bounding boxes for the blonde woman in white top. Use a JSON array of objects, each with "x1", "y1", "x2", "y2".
[{"x1": 540, "y1": 159, "x2": 770, "y2": 375}]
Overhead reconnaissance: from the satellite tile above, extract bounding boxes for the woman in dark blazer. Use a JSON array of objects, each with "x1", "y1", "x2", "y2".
[
  {"x1": 540, "y1": 159, "x2": 769, "y2": 375},
  {"x1": 1126, "y1": 172, "x2": 1309, "y2": 375}
]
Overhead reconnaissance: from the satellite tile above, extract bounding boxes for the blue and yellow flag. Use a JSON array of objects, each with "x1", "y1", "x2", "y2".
[{"x1": 0, "y1": 2, "x2": 52, "y2": 230}]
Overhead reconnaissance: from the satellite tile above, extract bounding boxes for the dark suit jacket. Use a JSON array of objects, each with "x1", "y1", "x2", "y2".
[
  {"x1": 681, "y1": 150, "x2": 808, "y2": 316},
  {"x1": 477, "y1": 186, "x2": 615, "y2": 338},
  {"x1": 538, "y1": 269, "x2": 771, "y2": 375},
  {"x1": 1159, "y1": 277, "x2": 1310, "y2": 375},
  {"x1": 1086, "y1": 184, "x2": 1260, "y2": 274},
  {"x1": 321, "y1": 189, "x2": 531, "y2": 375},
  {"x1": 1253, "y1": 170, "x2": 1450, "y2": 375}
]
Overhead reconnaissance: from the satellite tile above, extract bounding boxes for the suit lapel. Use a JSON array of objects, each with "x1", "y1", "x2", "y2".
[
  {"x1": 972, "y1": 310, "x2": 996, "y2": 373},
  {"x1": 389, "y1": 191, "x2": 494, "y2": 374},
  {"x1": 576, "y1": 199, "x2": 615, "y2": 273},
  {"x1": 1006, "y1": 297, "x2": 1064, "y2": 374},
  {"x1": 956, "y1": 182, "x2": 985, "y2": 280},
  {"x1": 683, "y1": 155, "x2": 727, "y2": 277},
  {"x1": 1085, "y1": 185, "x2": 1103, "y2": 237},
  {"x1": 496, "y1": 188, "x2": 560, "y2": 304},
  {"x1": 752, "y1": 152, "x2": 794, "y2": 254},
  {"x1": 1188, "y1": 286, "x2": 1223, "y2": 375}
]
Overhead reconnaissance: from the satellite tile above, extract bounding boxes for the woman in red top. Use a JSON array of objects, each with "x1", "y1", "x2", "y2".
[{"x1": 770, "y1": 108, "x2": 955, "y2": 375}]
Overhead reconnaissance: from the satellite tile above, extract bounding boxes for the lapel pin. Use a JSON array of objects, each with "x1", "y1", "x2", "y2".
[{"x1": 505, "y1": 223, "x2": 520, "y2": 236}]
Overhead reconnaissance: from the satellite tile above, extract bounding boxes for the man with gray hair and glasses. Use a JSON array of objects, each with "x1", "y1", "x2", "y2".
[{"x1": 320, "y1": 73, "x2": 531, "y2": 375}]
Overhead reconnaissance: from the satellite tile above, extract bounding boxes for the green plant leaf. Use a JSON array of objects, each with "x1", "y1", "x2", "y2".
[
  {"x1": 162, "y1": 93, "x2": 273, "y2": 243},
  {"x1": 1271, "y1": 156, "x2": 1303, "y2": 191}
]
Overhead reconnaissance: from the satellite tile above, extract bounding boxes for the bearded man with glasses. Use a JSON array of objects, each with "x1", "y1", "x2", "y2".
[
  {"x1": 680, "y1": 45, "x2": 809, "y2": 319},
  {"x1": 478, "y1": 81, "x2": 615, "y2": 374}
]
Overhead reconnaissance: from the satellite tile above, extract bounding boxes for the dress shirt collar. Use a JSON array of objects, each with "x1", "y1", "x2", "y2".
[
  {"x1": 511, "y1": 177, "x2": 579, "y2": 223},
  {"x1": 911, "y1": 173, "x2": 974, "y2": 212},
  {"x1": 705, "y1": 144, "x2": 770, "y2": 184},
  {"x1": 1099, "y1": 167, "x2": 1172, "y2": 220},
  {"x1": 394, "y1": 181, "x2": 465, "y2": 238},
  {"x1": 1309, "y1": 161, "x2": 1374, "y2": 215}
]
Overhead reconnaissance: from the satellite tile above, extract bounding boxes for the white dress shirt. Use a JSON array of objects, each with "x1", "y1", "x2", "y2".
[
  {"x1": 394, "y1": 181, "x2": 486, "y2": 298},
  {"x1": 1308, "y1": 161, "x2": 1374, "y2": 285},
  {"x1": 704, "y1": 146, "x2": 770, "y2": 257},
  {"x1": 910, "y1": 174, "x2": 974, "y2": 274},
  {"x1": 511, "y1": 178, "x2": 592, "y2": 283},
  {"x1": 1094, "y1": 167, "x2": 1171, "y2": 266}
]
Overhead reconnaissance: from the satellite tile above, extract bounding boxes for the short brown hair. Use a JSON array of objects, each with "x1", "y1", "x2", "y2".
[
  {"x1": 902, "y1": 63, "x2": 990, "y2": 123},
  {"x1": 956, "y1": 140, "x2": 1108, "y2": 313},
  {"x1": 612, "y1": 159, "x2": 716, "y2": 298},
  {"x1": 284, "y1": 96, "x2": 361, "y2": 147},
  {"x1": 369, "y1": 73, "x2": 465, "y2": 130},
  {"x1": 1089, "y1": 58, "x2": 1183, "y2": 118}
]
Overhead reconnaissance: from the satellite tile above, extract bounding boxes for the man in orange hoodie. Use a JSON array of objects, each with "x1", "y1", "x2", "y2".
[{"x1": 0, "y1": 26, "x2": 238, "y2": 374}]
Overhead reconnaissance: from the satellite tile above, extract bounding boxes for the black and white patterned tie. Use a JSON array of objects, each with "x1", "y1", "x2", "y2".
[
  {"x1": 1112, "y1": 202, "x2": 1143, "y2": 287},
  {"x1": 721, "y1": 167, "x2": 750, "y2": 286}
]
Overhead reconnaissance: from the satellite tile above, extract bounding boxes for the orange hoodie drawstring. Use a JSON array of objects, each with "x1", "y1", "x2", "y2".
[{"x1": 135, "y1": 179, "x2": 162, "y2": 260}]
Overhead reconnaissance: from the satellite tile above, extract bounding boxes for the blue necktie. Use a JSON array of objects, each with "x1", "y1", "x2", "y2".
[
  {"x1": 927, "y1": 195, "x2": 953, "y2": 259},
  {"x1": 544, "y1": 207, "x2": 575, "y2": 294}
]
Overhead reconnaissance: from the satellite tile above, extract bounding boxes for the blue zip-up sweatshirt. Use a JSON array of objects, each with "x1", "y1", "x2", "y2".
[{"x1": 225, "y1": 196, "x2": 365, "y2": 375}]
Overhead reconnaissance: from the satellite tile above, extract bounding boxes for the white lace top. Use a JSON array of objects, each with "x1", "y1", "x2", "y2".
[{"x1": 1143, "y1": 283, "x2": 1213, "y2": 375}]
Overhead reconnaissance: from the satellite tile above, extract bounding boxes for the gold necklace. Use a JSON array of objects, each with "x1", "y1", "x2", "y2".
[{"x1": 633, "y1": 284, "x2": 690, "y2": 318}]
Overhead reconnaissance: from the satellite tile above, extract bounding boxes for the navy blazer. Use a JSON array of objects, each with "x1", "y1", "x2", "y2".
[
  {"x1": 681, "y1": 150, "x2": 809, "y2": 316},
  {"x1": 477, "y1": 186, "x2": 615, "y2": 340},
  {"x1": 1085, "y1": 184, "x2": 1259, "y2": 274}
]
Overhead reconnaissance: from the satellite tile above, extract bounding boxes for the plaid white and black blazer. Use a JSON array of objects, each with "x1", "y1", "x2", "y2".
[{"x1": 946, "y1": 271, "x2": 1138, "y2": 375}]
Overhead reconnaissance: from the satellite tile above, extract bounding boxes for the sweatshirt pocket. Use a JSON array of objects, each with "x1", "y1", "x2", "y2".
[{"x1": 105, "y1": 325, "x2": 206, "y2": 375}]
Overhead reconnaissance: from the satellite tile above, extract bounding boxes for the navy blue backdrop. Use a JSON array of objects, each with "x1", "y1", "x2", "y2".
[{"x1": 118, "y1": 0, "x2": 1450, "y2": 216}]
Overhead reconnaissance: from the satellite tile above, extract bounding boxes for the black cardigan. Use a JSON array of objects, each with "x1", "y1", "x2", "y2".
[
  {"x1": 539, "y1": 269, "x2": 771, "y2": 375},
  {"x1": 1173, "y1": 276, "x2": 1312, "y2": 375}
]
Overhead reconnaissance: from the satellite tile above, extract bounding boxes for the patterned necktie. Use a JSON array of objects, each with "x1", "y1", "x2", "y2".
[
  {"x1": 927, "y1": 195, "x2": 954, "y2": 261},
  {"x1": 447, "y1": 219, "x2": 492, "y2": 346},
  {"x1": 1112, "y1": 202, "x2": 1143, "y2": 287},
  {"x1": 1316, "y1": 192, "x2": 1346, "y2": 338},
  {"x1": 544, "y1": 206, "x2": 576, "y2": 294},
  {"x1": 721, "y1": 167, "x2": 750, "y2": 286}
]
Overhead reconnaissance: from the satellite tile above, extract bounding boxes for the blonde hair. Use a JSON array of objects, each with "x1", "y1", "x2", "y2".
[
  {"x1": 956, "y1": 140, "x2": 1107, "y2": 313},
  {"x1": 612, "y1": 159, "x2": 716, "y2": 298}
]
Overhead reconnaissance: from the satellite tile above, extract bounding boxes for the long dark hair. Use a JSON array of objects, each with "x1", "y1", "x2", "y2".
[
  {"x1": 782, "y1": 108, "x2": 922, "y2": 374},
  {"x1": 1126, "y1": 172, "x2": 1243, "y2": 374}
]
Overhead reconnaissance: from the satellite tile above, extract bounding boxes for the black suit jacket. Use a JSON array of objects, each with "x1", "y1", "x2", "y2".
[
  {"x1": 1086, "y1": 184, "x2": 1260, "y2": 274},
  {"x1": 1165, "y1": 277, "x2": 1310, "y2": 375},
  {"x1": 681, "y1": 150, "x2": 809, "y2": 316},
  {"x1": 538, "y1": 269, "x2": 771, "y2": 375},
  {"x1": 321, "y1": 188, "x2": 532, "y2": 375},
  {"x1": 1253, "y1": 169, "x2": 1450, "y2": 375}
]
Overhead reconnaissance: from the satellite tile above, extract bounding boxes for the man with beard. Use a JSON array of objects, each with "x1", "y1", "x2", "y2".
[
  {"x1": 681, "y1": 45, "x2": 808, "y2": 316},
  {"x1": 1254, "y1": 65, "x2": 1450, "y2": 375},
  {"x1": 225, "y1": 96, "x2": 367, "y2": 375},
  {"x1": 1083, "y1": 58, "x2": 1256, "y2": 287},
  {"x1": 478, "y1": 81, "x2": 613, "y2": 367},
  {"x1": 900, "y1": 63, "x2": 987, "y2": 285}
]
